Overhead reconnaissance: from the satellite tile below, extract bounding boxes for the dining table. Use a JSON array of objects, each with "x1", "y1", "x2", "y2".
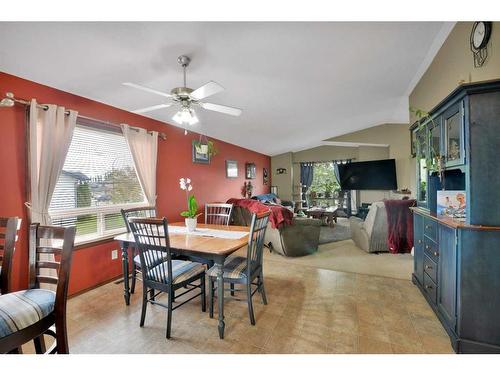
[{"x1": 114, "y1": 222, "x2": 250, "y2": 339}]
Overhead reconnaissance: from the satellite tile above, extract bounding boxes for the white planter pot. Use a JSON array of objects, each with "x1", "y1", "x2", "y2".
[{"x1": 185, "y1": 217, "x2": 197, "y2": 232}]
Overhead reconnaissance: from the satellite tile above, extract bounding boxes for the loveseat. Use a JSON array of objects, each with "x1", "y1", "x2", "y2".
[
  {"x1": 349, "y1": 201, "x2": 389, "y2": 253},
  {"x1": 231, "y1": 205, "x2": 321, "y2": 257},
  {"x1": 251, "y1": 193, "x2": 295, "y2": 211}
]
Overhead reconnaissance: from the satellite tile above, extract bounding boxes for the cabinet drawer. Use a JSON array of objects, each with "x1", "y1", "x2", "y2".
[
  {"x1": 424, "y1": 217, "x2": 438, "y2": 242},
  {"x1": 424, "y1": 255, "x2": 437, "y2": 283},
  {"x1": 424, "y1": 236, "x2": 439, "y2": 262},
  {"x1": 423, "y1": 273, "x2": 437, "y2": 304}
]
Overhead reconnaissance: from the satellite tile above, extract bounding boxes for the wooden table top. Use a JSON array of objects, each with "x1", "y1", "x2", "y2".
[{"x1": 114, "y1": 223, "x2": 250, "y2": 256}]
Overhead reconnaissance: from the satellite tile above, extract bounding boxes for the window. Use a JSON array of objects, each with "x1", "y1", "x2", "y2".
[
  {"x1": 50, "y1": 119, "x2": 146, "y2": 244},
  {"x1": 308, "y1": 162, "x2": 340, "y2": 197}
]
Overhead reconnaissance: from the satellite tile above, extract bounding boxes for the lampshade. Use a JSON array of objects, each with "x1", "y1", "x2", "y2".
[{"x1": 172, "y1": 107, "x2": 199, "y2": 126}]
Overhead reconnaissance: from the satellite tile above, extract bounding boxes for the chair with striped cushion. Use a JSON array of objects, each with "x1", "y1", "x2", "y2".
[
  {"x1": 0, "y1": 224, "x2": 76, "y2": 354},
  {"x1": 128, "y1": 217, "x2": 206, "y2": 339},
  {"x1": 207, "y1": 211, "x2": 270, "y2": 325},
  {"x1": 205, "y1": 203, "x2": 233, "y2": 226},
  {"x1": 0, "y1": 217, "x2": 21, "y2": 295},
  {"x1": 121, "y1": 206, "x2": 164, "y2": 295}
]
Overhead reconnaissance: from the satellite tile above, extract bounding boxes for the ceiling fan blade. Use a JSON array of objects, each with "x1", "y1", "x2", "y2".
[
  {"x1": 132, "y1": 103, "x2": 173, "y2": 114},
  {"x1": 190, "y1": 81, "x2": 225, "y2": 100},
  {"x1": 123, "y1": 82, "x2": 172, "y2": 98},
  {"x1": 200, "y1": 102, "x2": 242, "y2": 117}
]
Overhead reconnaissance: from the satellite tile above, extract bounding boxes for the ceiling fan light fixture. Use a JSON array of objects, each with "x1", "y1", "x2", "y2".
[{"x1": 172, "y1": 107, "x2": 199, "y2": 126}]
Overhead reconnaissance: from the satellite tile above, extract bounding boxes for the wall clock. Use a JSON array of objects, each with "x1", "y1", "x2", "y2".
[{"x1": 470, "y1": 22, "x2": 492, "y2": 68}]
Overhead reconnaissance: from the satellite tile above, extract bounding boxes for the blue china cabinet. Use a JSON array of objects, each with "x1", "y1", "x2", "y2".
[{"x1": 409, "y1": 80, "x2": 500, "y2": 353}]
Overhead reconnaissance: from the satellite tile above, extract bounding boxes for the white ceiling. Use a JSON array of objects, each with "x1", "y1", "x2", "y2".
[{"x1": 0, "y1": 22, "x2": 453, "y2": 156}]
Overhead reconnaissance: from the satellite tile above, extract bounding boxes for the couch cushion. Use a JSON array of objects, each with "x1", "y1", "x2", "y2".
[
  {"x1": 147, "y1": 260, "x2": 205, "y2": 285},
  {"x1": 207, "y1": 256, "x2": 258, "y2": 280},
  {"x1": 363, "y1": 202, "x2": 385, "y2": 237},
  {"x1": 0, "y1": 289, "x2": 55, "y2": 339}
]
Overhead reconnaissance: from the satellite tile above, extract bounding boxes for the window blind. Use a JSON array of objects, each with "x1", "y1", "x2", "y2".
[{"x1": 50, "y1": 122, "x2": 146, "y2": 244}]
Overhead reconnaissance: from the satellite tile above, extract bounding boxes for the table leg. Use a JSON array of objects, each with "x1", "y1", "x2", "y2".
[
  {"x1": 215, "y1": 258, "x2": 225, "y2": 339},
  {"x1": 120, "y1": 241, "x2": 130, "y2": 306}
]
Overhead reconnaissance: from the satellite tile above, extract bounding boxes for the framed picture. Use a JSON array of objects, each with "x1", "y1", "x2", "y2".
[
  {"x1": 437, "y1": 190, "x2": 466, "y2": 219},
  {"x1": 263, "y1": 167, "x2": 268, "y2": 185},
  {"x1": 226, "y1": 160, "x2": 238, "y2": 178},
  {"x1": 192, "y1": 140, "x2": 210, "y2": 164},
  {"x1": 245, "y1": 163, "x2": 256, "y2": 179}
]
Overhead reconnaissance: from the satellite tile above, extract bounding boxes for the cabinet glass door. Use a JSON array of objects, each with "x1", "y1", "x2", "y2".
[
  {"x1": 430, "y1": 119, "x2": 442, "y2": 161},
  {"x1": 444, "y1": 103, "x2": 465, "y2": 167},
  {"x1": 416, "y1": 127, "x2": 428, "y2": 206}
]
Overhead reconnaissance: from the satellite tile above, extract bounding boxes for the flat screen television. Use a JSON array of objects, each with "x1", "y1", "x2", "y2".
[{"x1": 335, "y1": 159, "x2": 397, "y2": 190}]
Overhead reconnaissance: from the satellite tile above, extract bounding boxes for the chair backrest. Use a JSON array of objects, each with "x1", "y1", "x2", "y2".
[
  {"x1": 0, "y1": 217, "x2": 21, "y2": 294},
  {"x1": 246, "y1": 211, "x2": 271, "y2": 276},
  {"x1": 121, "y1": 206, "x2": 157, "y2": 232},
  {"x1": 205, "y1": 203, "x2": 233, "y2": 226},
  {"x1": 128, "y1": 217, "x2": 172, "y2": 287},
  {"x1": 29, "y1": 224, "x2": 76, "y2": 323}
]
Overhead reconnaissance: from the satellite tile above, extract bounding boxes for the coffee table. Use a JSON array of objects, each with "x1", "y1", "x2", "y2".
[{"x1": 304, "y1": 208, "x2": 338, "y2": 227}]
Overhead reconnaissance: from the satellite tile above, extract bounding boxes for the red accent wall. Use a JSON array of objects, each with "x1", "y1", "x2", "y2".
[{"x1": 0, "y1": 71, "x2": 270, "y2": 295}]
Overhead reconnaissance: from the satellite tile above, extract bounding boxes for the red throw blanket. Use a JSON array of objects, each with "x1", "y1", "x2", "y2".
[
  {"x1": 384, "y1": 199, "x2": 417, "y2": 254},
  {"x1": 227, "y1": 198, "x2": 294, "y2": 229}
]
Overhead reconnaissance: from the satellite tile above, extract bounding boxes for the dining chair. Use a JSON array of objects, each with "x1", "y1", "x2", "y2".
[
  {"x1": 0, "y1": 224, "x2": 76, "y2": 354},
  {"x1": 0, "y1": 217, "x2": 21, "y2": 295},
  {"x1": 128, "y1": 217, "x2": 206, "y2": 339},
  {"x1": 121, "y1": 206, "x2": 163, "y2": 295},
  {"x1": 205, "y1": 203, "x2": 234, "y2": 225},
  {"x1": 207, "y1": 211, "x2": 270, "y2": 325}
]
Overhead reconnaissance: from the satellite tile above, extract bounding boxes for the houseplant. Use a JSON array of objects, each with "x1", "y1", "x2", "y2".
[
  {"x1": 179, "y1": 177, "x2": 201, "y2": 232},
  {"x1": 193, "y1": 137, "x2": 218, "y2": 158}
]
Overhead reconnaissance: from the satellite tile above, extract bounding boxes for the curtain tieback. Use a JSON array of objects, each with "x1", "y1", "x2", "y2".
[{"x1": 24, "y1": 202, "x2": 49, "y2": 215}]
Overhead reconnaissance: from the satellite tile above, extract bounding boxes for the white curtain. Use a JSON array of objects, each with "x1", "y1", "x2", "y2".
[
  {"x1": 121, "y1": 124, "x2": 158, "y2": 207},
  {"x1": 26, "y1": 100, "x2": 77, "y2": 289},
  {"x1": 27, "y1": 99, "x2": 78, "y2": 224}
]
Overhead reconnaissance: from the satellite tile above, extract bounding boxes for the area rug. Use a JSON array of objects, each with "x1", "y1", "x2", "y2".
[
  {"x1": 263, "y1": 238, "x2": 414, "y2": 281},
  {"x1": 318, "y1": 218, "x2": 351, "y2": 244}
]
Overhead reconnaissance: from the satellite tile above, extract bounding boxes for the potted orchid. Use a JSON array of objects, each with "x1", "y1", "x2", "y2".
[{"x1": 179, "y1": 177, "x2": 201, "y2": 232}]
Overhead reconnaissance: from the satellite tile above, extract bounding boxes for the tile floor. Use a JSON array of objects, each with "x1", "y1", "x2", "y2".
[{"x1": 25, "y1": 256, "x2": 454, "y2": 354}]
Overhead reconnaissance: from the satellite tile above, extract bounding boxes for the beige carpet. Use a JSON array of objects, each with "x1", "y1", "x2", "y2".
[{"x1": 261, "y1": 239, "x2": 414, "y2": 281}]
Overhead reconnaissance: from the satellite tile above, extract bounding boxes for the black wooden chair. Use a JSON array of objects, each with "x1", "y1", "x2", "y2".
[
  {"x1": 0, "y1": 224, "x2": 76, "y2": 354},
  {"x1": 128, "y1": 217, "x2": 206, "y2": 339},
  {"x1": 121, "y1": 206, "x2": 161, "y2": 295},
  {"x1": 205, "y1": 203, "x2": 233, "y2": 225},
  {"x1": 207, "y1": 211, "x2": 270, "y2": 325},
  {"x1": 0, "y1": 217, "x2": 21, "y2": 295}
]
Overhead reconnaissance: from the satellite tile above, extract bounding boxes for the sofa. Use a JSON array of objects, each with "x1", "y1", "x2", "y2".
[
  {"x1": 231, "y1": 205, "x2": 321, "y2": 257},
  {"x1": 349, "y1": 201, "x2": 389, "y2": 253},
  {"x1": 251, "y1": 193, "x2": 295, "y2": 212}
]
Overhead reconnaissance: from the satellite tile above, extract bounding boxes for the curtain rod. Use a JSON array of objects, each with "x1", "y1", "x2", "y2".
[
  {"x1": 1, "y1": 92, "x2": 166, "y2": 140},
  {"x1": 292, "y1": 158, "x2": 355, "y2": 164}
]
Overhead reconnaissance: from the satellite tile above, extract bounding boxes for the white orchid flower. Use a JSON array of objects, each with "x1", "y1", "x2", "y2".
[
  {"x1": 186, "y1": 178, "x2": 191, "y2": 184},
  {"x1": 188, "y1": 185, "x2": 193, "y2": 191}
]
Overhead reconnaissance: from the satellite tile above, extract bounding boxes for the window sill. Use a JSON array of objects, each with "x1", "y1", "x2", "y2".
[{"x1": 74, "y1": 231, "x2": 127, "y2": 251}]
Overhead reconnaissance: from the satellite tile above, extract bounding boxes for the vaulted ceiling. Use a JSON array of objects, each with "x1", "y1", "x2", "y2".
[{"x1": 0, "y1": 22, "x2": 453, "y2": 155}]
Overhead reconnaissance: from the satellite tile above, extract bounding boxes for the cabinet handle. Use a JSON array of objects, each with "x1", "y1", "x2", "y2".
[
  {"x1": 425, "y1": 285, "x2": 433, "y2": 290},
  {"x1": 425, "y1": 245, "x2": 430, "y2": 249},
  {"x1": 425, "y1": 225, "x2": 431, "y2": 229},
  {"x1": 433, "y1": 251, "x2": 439, "y2": 257},
  {"x1": 417, "y1": 240, "x2": 422, "y2": 244},
  {"x1": 425, "y1": 265, "x2": 432, "y2": 270}
]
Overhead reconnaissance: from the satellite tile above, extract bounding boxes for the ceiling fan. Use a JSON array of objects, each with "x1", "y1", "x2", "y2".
[{"x1": 123, "y1": 55, "x2": 242, "y2": 126}]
